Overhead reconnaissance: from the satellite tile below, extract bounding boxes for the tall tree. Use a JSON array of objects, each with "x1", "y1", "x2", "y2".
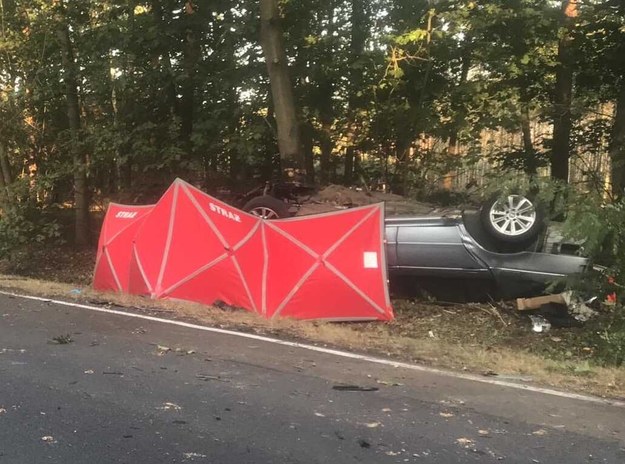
[
  {"x1": 344, "y1": 0, "x2": 368, "y2": 185},
  {"x1": 56, "y1": 1, "x2": 89, "y2": 246},
  {"x1": 551, "y1": 0, "x2": 578, "y2": 182},
  {"x1": 259, "y1": 0, "x2": 304, "y2": 176},
  {"x1": 610, "y1": 79, "x2": 625, "y2": 197}
]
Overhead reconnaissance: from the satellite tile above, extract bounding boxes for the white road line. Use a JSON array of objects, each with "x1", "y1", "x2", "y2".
[{"x1": 2, "y1": 289, "x2": 624, "y2": 408}]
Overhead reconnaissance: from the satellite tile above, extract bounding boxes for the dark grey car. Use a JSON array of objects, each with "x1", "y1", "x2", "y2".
[{"x1": 385, "y1": 211, "x2": 588, "y2": 300}]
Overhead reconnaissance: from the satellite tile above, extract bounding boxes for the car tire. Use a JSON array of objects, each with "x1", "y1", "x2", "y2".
[
  {"x1": 243, "y1": 195, "x2": 290, "y2": 219},
  {"x1": 480, "y1": 193, "x2": 545, "y2": 244}
]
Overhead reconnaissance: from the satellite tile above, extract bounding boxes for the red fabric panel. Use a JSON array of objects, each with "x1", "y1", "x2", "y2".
[
  {"x1": 155, "y1": 181, "x2": 262, "y2": 312},
  {"x1": 323, "y1": 207, "x2": 390, "y2": 317},
  {"x1": 93, "y1": 203, "x2": 154, "y2": 292},
  {"x1": 261, "y1": 223, "x2": 316, "y2": 317},
  {"x1": 279, "y1": 265, "x2": 387, "y2": 320},
  {"x1": 155, "y1": 185, "x2": 230, "y2": 295},
  {"x1": 131, "y1": 183, "x2": 178, "y2": 295},
  {"x1": 165, "y1": 257, "x2": 255, "y2": 310},
  {"x1": 231, "y1": 228, "x2": 265, "y2": 315},
  {"x1": 263, "y1": 205, "x2": 392, "y2": 321},
  {"x1": 94, "y1": 179, "x2": 393, "y2": 321},
  {"x1": 92, "y1": 252, "x2": 118, "y2": 292},
  {"x1": 127, "y1": 245, "x2": 152, "y2": 296}
]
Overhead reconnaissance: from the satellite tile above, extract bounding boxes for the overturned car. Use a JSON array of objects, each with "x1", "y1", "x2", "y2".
[
  {"x1": 245, "y1": 192, "x2": 588, "y2": 301},
  {"x1": 385, "y1": 195, "x2": 587, "y2": 301}
]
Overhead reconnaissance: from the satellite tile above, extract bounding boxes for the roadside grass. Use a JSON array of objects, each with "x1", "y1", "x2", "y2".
[{"x1": 1, "y1": 273, "x2": 624, "y2": 400}]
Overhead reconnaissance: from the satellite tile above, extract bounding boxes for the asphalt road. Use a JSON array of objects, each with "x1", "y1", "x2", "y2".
[{"x1": 0, "y1": 293, "x2": 624, "y2": 463}]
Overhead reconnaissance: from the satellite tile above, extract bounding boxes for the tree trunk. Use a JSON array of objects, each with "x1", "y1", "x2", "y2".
[
  {"x1": 301, "y1": 121, "x2": 315, "y2": 184},
  {"x1": 344, "y1": 0, "x2": 367, "y2": 185},
  {"x1": 151, "y1": 0, "x2": 178, "y2": 120},
  {"x1": 57, "y1": 6, "x2": 89, "y2": 247},
  {"x1": 443, "y1": 38, "x2": 472, "y2": 189},
  {"x1": 610, "y1": 79, "x2": 625, "y2": 198},
  {"x1": 0, "y1": 144, "x2": 12, "y2": 210},
  {"x1": 520, "y1": 101, "x2": 537, "y2": 175},
  {"x1": 259, "y1": 0, "x2": 304, "y2": 175},
  {"x1": 319, "y1": 120, "x2": 332, "y2": 184},
  {"x1": 0, "y1": 146, "x2": 12, "y2": 192},
  {"x1": 180, "y1": 1, "x2": 202, "y2": 149},
  {"x1": 551, "y1": 0, "x2": 578, "y2": 183}
]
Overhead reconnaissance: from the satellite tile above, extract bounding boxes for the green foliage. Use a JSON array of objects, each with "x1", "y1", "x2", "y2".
[
  {"x1": 593, "y1": 311, "x2": 625, "y2": 367},
  {"x1": 0, "y1": 0, "x2": 621, "y2": 249},
  {"x1": 0, "y1": 207, "x2": 63, "y2": 262}
]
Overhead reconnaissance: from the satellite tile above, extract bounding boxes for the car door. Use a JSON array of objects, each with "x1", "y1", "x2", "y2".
[{"x1": 392, "y1": 218, "x2": 488, "y2": 277}]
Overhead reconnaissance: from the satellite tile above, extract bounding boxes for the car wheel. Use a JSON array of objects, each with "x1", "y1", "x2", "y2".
[
  {"x1": 243, "y1": 195, "x2": 290, "y2": 219},
  {"x1": 480, "y1": 193, "x2": 545, "y2": 244}
]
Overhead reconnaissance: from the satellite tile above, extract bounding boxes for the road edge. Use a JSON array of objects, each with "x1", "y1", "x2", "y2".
[{"x1": 2, "y1": 289, "x2": 624, "y2": 408}]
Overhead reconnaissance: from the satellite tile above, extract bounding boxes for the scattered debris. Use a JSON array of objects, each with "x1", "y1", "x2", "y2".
[
  {"x1": 439, "y1": 412, "x2": 455, "y2": 418},
  {"x1": 314, "y1": 412, "x2": 326, "y2": 417},
  {"x1": 102, "y1": 371, "x2": 124, "y2": 375},
  {"x1": 529, "y1": 315, "x2": 551, "y2": 333},
  {"x1": 182, "y1": 452, "x2": 207, "y2": 460},
  {"x1": 68, "y1": 288, "x2": 82, "y2": 295},
  {"x1": 562, "y1": 291, "x2": 599, "y2": 322},
  {"x1": 50, "y1": 334, "x2": 73, "y2": 345},
  {"x1": 332, "y1": 385, "x2": 379, "y2": 392},
  {"x1": 41, "y1": 436, "x2": 56, "y2": 444},
  {"x1": 0, "y1": 407, "x2": 6, "y2": 415},
  {"x1": 358, "y1": 439, "x2": 371, "y2": 448},
  {"x1": 375, "y1": 379, "x2": 404, "y2": 386},
  {"x1": 517, "y1": 295, "x2": 565, "y2": 311},
  {"x1": 156, "y1": 345, "x2": 171, "y2": 355},
  {"x1": 84, "y1": 369, "x2": 94, "y2": 374},
  {"x1": 481, "y1": 370, "x2": 533, "y2": 382},
  {"x1": 0, "y1": 348, "x2": 27, "y2": 354},
  {"x1": 363, "y1": 421, "x2": 381, "y2": 428},
  {"x1": 159, "y1": 402, "x2": 182, "y2": 411},
  {"x1": 195, "y1": 374, "x2": 230, "y2": 383},
  {"x1": 175, "y1": 347, "x2": 196, "y2": 355},
  {"x1": 532, "y1": 429, "x2": 548, "y2": 436},
  {"x1": 456, "y1": 437, "x2": 475, "y2": 448},
  {"x1": 478, "y1": 430, "x2": 490, "y2": 436},
  {"x1": 518, "y1": 291, "x2": 599, "y2": 331}
]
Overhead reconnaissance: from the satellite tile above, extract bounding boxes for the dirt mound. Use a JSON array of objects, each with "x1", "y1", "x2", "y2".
[{"x1": 298, "y1": 185, "x2": 437, "y2": 217}]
